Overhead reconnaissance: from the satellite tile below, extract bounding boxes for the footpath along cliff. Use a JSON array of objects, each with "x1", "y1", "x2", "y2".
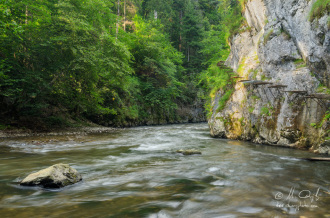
[{"x1": 209, "y1": 0, "x2": 330, "y2": 154}]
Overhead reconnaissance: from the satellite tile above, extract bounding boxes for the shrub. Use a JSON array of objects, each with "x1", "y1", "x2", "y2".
[
  {"x1": 252, "y1": 69, "x2": 258, "y2": 79},
  {"x1": 309, "y1": 0, "x2": 330, "y2": 22},
  {"x1": 248, "y1": 107, "x2": 255, "y2": 113},
  {"x1": 217, "y1": 89, "x2": 234, "y2": 112},
  {"x1": 261, "y1": 106, "x2": 271, "y2": 116},
  {"x1": 238, "y1": 57, "x2": 247, "y2": 75},
  {"x1": 263, "y1": 28, "x2": 274, "y2": 45},
  {"x1": 251, "y1": 95, "x2": 260, "y2": 101},
  {"x1": 294, "y1": 59, "x2": 306, "y2": 69},
  {"x1": 261, "y1": 74, "x2": 271, "y2": 81}
]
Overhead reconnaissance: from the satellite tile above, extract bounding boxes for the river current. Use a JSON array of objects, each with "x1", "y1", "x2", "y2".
[{"x1": 0, "y1": 123, "x2": 329, "y2": 217}]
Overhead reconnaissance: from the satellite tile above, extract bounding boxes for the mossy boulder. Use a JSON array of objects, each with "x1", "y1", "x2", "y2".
[
  {"x1": 176, "y1": 149, "x2": 202, "y2": 155},
  {"x1": 20, "y1": 163, "x2": 82, "y2": 188}
]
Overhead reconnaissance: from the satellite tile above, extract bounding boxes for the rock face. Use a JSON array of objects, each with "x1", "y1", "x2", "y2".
[
  {"x1": 20, "y1": 164, "x2": 82, "y2": 188},
  {"x1": 209, "y1": 0, "x2": 329, "y2": 154}
]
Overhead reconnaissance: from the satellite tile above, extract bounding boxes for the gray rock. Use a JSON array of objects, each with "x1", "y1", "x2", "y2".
[
  {"x1": 176, "y1": 149, "x2": 202, "y2": 155},
  {"x1": 317, "y1": 141, "x2": 330, "y2": 155},
  {"x1": 20, "y1": 163, "x2": 82, "y2": 188},
  {"x1": 280, "y1": 129, "x2": 302, "y2": 143},
  {"x1": 208, "y1": 0, "x2": 329, "y2": 154}
]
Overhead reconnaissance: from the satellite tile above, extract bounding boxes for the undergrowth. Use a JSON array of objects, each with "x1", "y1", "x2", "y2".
[
  {"x1": 308, "y1": 0, "x2": 330, "y2": 22},
  {"x1": 294, "y1": 59, "x2": 306, "y2": 69},
  {"x1": 317, "y1": 84, "x2": 330, "y2": 94},
  {"x1": 217, "y1": 89, "x2": 234, "y2": 112},
  {"x1": 263, "y1": 28, "x2": 274, "y2": 45},
  {"x1": 310, "y1": 111, "x2": 330, "y2": 129},
  {"x1": 248, "y1": 107, "x2": 255, "y2": 113},
  {"x1": 238, "y1": 57, "x2": 247, "y2": 75},
  {"x1": 261, "y1": 106, "x2": 271, "y2": 116}
]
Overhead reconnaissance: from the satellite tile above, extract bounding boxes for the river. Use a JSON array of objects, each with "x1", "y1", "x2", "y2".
[{"x1": 0, "y1": 123, "x2": 329, "y2": 217}]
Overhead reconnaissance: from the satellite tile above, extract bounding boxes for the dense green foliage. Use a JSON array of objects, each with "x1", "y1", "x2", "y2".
[
  {"x1": 0, "y1": 0, "x2": 244, "y2": 129},
  {"x1": 198, "y1": 0, "x2": 244, "y2": 117}
]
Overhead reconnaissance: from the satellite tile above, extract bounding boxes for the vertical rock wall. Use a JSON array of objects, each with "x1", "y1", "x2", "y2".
[{"x1": 209, "y1": 0, "x2": 330, "y2": 154}]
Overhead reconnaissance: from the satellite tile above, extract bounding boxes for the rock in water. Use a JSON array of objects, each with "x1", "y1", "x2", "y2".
[
  {"x1": 20, "y1": 163, "x2": 82, "y2": 188},
  {"x1": 176, "y1": 149, "x2": 202, "y2": 155}
]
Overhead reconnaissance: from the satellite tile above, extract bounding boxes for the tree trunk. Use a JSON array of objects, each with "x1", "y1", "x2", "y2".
[
  {"x1": 116, "y1": 0, "x2": 120, "y2": 39},
  {"x1": 179, "y1": 10, "x2": 182, "y2": 52},
  {"x1": 124, "y1": 0, "x2": 126, "y2": 31},
  {"x1": 154, "y1": 10, "x2": 157, "y2": 19},
  {"x1": 25, "y1": 6, "x2": 28, "y2": 25}
]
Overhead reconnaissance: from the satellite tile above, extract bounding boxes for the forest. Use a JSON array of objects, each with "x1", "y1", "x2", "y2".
[{"x1": 0, "y1": 0, "x2": 244, "y2": 129}]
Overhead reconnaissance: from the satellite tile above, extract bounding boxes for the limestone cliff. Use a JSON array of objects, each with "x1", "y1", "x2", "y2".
[{"x1": 209, "y1": 0, "x2": 330, "y2": 154}]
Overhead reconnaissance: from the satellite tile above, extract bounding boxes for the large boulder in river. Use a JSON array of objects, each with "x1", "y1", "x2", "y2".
[{"x1": 20, "y1": 163, "x2": 82, "y2": 188}]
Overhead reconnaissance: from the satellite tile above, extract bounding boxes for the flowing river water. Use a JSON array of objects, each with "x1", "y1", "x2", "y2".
[{"x1": 0, "y1": 123, "x2": 329, "y2": 217}]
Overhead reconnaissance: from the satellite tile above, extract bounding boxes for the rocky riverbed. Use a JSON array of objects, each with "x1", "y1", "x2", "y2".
[
  {"x1": 0, "y1": 123, "x2": 329, "y2": 217},
  {"x1": 0, "y1": 126, "x2": 117, "y2": 138}
]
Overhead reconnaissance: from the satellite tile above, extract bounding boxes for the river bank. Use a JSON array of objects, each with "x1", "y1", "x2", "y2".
[
  {"x1": 1, "y1": 122, "x2": 328, "y2": 156},
  {"x1": 0, "y1": 120, "x2": 208, "y2": 139},
  {"x1": 0, "y1": 126, "x2": 117, "y2": 138},
  {"x1": 0, "y1": 103, "x2": 206, "y2": 139}
]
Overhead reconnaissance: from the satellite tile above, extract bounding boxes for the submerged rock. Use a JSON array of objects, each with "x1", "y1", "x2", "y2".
[
  {"x1": 301, "y1": 157, "x2": 330, "y2": 161},
  {"x1": 20, "y1": 163, "x2": 82, "y2": 188},
  {"x1": 176, "y1": 149, "x2": 202, "y2": 155}
]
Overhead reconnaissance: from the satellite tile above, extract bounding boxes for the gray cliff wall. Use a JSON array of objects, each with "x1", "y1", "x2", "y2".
[{"x1": 209, "y1": 0, "x2": 330, "y2": 154}]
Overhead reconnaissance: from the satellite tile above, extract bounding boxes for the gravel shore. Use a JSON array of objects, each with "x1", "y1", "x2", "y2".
[{"x1": 0, "y1": 126, "x2": 118, "y2": 138}]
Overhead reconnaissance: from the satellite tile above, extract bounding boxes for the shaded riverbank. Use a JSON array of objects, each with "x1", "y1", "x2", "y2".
[{"x1": 0, "y1": 126, "x2": 117, "y2": 138}]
